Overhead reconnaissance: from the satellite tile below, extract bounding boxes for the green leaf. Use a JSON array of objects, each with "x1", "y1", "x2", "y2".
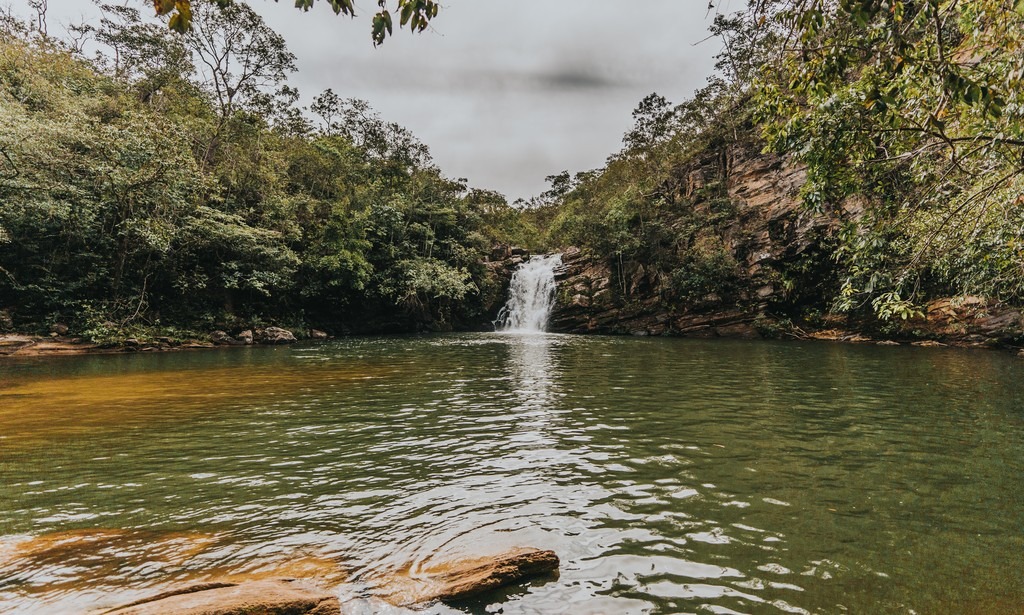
[
  {"x1": 168, "y1": 11, "x2": 188, "y2": 33},
  {"x1": 372, "y1": 13, "x2": 386, "y2": 45},
  {"x1": 927, "y1": 114, "x2": 945, "y2": 132},
  {"x1": 966, "y1": 83, "x2": 981, "y2": 104}
]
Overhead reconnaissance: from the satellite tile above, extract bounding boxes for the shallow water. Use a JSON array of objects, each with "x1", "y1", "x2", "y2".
[{"x1": 1, "y1": 334, "x2": 1022, "y2": 614}]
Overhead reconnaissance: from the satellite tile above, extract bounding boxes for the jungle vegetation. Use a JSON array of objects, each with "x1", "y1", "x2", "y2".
[
  {"x1": 3, "y1": 0, "x2": 1022, "y2": 341},
  {"x1": 0, "y1": 4, "x2": 532, "y2": 340},
  {"x1": 539, "y1": 0, "x2": 1024, "y2": 326}
]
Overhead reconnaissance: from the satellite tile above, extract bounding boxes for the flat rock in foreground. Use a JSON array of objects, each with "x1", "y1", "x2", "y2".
[
  {"x1": 377, "y1": 547, "x2": 559, "y2": 606},
  {"x1": 104, "y1": 579, "x2": 340, "y2": 615}
]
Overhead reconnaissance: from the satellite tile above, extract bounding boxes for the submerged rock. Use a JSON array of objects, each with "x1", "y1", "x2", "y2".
[
  {"x1": 104, "y1": 579, "x2": 340, "y2": 615},
  {"x1": 377, "y1": 547, "x2": 559, "y2": 606}
]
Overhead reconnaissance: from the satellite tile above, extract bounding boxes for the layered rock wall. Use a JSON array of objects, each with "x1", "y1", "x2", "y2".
[
  {"x1": 548, "y1": 142, "x2": 1024, "y2": 349},
  {"x1": 550, "y1": 143, "x2": 820, "y2": 337}
]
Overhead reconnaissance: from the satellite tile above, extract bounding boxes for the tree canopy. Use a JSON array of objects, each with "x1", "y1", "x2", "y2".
[
  {"x1": 0, "y1": 10, "x2": 529, "y2": 340},
  {"x1": 531, "y1": 0, "x2": 1024, "y2": 331},
  {"x1": 155, "y1": 0, "x2": 440, "y2": 45}
]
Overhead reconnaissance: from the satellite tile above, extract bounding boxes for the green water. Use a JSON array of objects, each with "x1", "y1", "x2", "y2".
[{"x1": 1, "y1": 334, "x2": 1022, "y2": 614}]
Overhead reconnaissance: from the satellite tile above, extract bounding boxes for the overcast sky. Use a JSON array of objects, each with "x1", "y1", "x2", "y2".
[{"x1": 17, "y1": 0, "x2": 724, "y2": 200}]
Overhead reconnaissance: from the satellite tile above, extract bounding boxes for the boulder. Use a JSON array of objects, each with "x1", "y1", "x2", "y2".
[
  {"x1": 50, "y1": 322, "x2": 69, "y2": 336},
  {"x1": 310, "y1": 329, "x2": 329, "y2": 340},
  {"x1": 258, "y1": 327, "x2": 296, "y2": 345},
  {"x1": 490, "y1": 244, "x2": 512, "y2": 261},
  {"x1": 377, "y1": 547, "x2": 559, "y2": 606},
  {"x1": 209, "y1": 330, "x2": 233, "y2": 345},
  {"x1": 237, "y1": 330, "x2": 254, "y2": 345},
  {"x1": 104, "y1": 579, "x2": 340, "y2": 615}
]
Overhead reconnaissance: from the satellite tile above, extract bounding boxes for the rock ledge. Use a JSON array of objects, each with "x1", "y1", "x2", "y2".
[
  {"x1": 104, "y1": 578, "x2": 340, "y2": 615},
  {"x1": 377, "y1": 547, "x2": 559, "y2": 606}
]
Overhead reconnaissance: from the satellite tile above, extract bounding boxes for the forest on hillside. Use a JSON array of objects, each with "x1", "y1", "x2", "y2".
[
  {"x1": 0, "y1": 2, "x2": 536, "y2": 341},
  {"x1": 2, "y1": 0, "x2": 1023, "y2": 344},
  {"x1": 534, "y1": 0, "x2": 1024, "y2": 340}
]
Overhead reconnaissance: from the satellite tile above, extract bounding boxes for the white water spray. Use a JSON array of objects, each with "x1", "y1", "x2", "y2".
[{"x1": 495, "y1": 254, "x2": 563, "y2": 333}]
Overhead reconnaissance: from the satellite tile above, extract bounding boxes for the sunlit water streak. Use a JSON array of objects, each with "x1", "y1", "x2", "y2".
[{"x1": 1, "y1": 335, "x2": 1023, "y2": 614}]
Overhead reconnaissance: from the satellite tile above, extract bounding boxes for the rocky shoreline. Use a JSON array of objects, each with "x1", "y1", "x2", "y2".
[
  {"x1": 548, "y1": 246, "x2": 1024, "y2": 354},
  {"x1": 0, "y1": 325, "x2": 329, "y2": 358},
  {"x1": 1, "y1": 529, "x2": 559, "y2": 614},
  {"x1": 2, "y1": 302, "x2": 1023, "y2": 359}
]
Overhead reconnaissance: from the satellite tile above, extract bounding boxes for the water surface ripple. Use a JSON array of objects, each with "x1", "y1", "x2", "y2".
[{"x1": 1, "y1": 334, "x2": 1022, "y2": 614}]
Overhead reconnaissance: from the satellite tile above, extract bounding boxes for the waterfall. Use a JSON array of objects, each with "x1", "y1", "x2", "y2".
[{"x1": 495, "y1": 254, "x2": 563, "y2": 333}]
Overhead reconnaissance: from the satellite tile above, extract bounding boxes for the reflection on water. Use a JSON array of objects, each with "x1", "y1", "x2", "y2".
[
  {"x1": 1, "y1": 335, "x2": 1023, "y2": 614},
  {"x1": 505, "y1": 332, "x2": 558, "y2": 412}
]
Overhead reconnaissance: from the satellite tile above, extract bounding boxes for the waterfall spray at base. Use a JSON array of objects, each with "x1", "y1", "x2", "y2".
[{"x1": 495, "y1": 254, "x2": 563, "y2": 333}]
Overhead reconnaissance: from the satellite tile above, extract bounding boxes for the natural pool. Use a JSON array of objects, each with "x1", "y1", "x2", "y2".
[{"x1": 1, "y1": 334, "x2": 1022, "y2": 614}]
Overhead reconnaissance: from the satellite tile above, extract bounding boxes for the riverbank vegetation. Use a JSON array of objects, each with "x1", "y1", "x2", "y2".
[
  {"x1": 0, "y1": 5, "x2": 531, "y2": 341},
  {"x1": 534, "y1": 0, "x2": 1024, "y2": 339},
  {"x1": 2, "y1": 1, "x2": 1022, "y2": 345}
]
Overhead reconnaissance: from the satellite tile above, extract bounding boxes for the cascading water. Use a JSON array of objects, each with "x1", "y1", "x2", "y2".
[{"x1": 495, "y1": 254, "x2": 563, "y2": 333}]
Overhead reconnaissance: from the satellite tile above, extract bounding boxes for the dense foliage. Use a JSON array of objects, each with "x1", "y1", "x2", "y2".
[
  {"x1": 3, "y1": 1, "x2": 1022, "y2": 342},
  {"x1": 0, "y1": 9, "x2": 522, "y2": 339},
  {"x1": 755, "y1": 0, "x2": 1024, "y2": 317},
  {"x1": 538, "y1": 0, "x2": 1024, "y2": 328}
]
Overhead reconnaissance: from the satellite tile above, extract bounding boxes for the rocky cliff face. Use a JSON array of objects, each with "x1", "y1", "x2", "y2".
[
  {"x1": 551, "y1": 244, "x2": 762, "y2": 337},
  {"x1": 548, "y1": 142, "x2": 1024, "y2": 349},
  {"x1": 550, "y1": 142, "x2": 826, "y2": 337}
]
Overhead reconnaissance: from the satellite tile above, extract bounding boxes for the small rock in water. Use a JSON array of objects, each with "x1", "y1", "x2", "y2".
[
  {"x1": 376, "y1": 547, "x2": 559, "y2": 607},
  {"x1": 877, "y1": 340, "x2": 901, "y2": 346},
  {"x1": 104, "y1": 579, "x2": 340, "y2": 615},
  {"x1": 310, "y1": 329, "x2": 329, "y2": 340}
]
